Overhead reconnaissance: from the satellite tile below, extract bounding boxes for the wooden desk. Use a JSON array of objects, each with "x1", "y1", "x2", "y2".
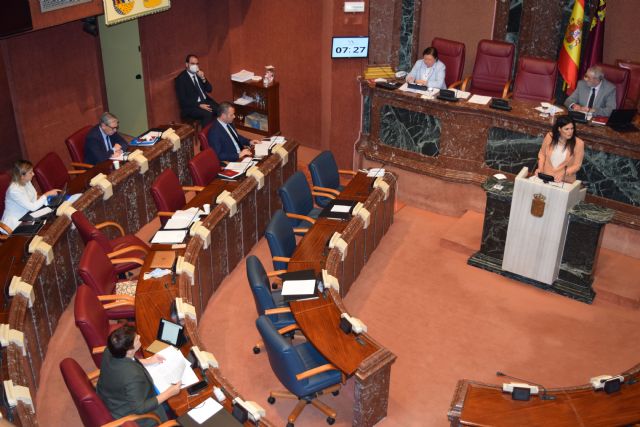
[
  {"x1": 288, "y1": 220, "x2": 348, "y2": 272},
  {"x1": 449, "y1": 375, "x2": 640, "y2": 426}
]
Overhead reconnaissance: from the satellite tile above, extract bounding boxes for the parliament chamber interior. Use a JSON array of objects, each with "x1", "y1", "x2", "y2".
[{"x1": 1, "y1": 1, "x2": 640, "y2": 426}]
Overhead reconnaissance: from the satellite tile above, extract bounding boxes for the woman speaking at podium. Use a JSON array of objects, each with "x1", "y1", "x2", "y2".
[{"x1": 536, "y1": 115, "x2": 585, "y2": 183}]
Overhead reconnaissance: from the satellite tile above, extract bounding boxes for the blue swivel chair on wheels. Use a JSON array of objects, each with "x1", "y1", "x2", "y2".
[
  {"x1": 308, "y1": 151, "x2": 357, "y2": 207},
  {"x1": 247, "y1": 255, "x2": 296, "y2": 354},
  {"x1": 265, "y1": 210, "x2": 299, "y2": 272},
  {"x1": 278, "y1": 171, "x2": 334, "y2": 229},
  {"x1": 256, "y1": 315, "x2": 342, "y2": 427}
]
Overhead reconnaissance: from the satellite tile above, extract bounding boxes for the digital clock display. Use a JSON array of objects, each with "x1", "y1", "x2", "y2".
[{"x1": 331, "y1": 36, "x2": 369, "y2": 59}]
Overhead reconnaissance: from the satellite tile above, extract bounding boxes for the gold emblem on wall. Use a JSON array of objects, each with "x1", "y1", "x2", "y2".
[
  {"x1": 144, "y1": 0, "x2": 161, "y2": 7},
  {"x1": 531, "y1": 193, "x2": 546, "y2": 218},
  {"x1": 104, "y1": 0, "x2": 170, "y2": 26},
  {"x1": 113, "y1": 0, "x2": 135, "y2": 15}
]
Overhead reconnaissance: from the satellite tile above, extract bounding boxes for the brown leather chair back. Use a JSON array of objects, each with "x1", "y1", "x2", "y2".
[
  {"x1": 598, "y1": 63, "x2": 629, "y2": 109},
  {"x1": 512, "y1": 56, "x2": 558, "y2": 103},
  {"x1": 198, "y1": 121, "x2": 214, "y2": 150},
  {"x1": 188, "y1": 148, "x2": 221, "y2": 186},
  {"x1": 33, "y1": 152, "x2": 70, "y2": 192},
  {"x1": 432, "y1": 37, "x2": 465, "y2": 87},
  {"x1": 469, "y1": 39, "x2": 515, "y2": 97},
  {"x1": 65, "y1": 125, "x2": 92, "y2": 163},
  {"x1": 78, "y1": 240, "x2": 118, "y2": 296},
  {"x1": 616, "y1": 59, "x2": 640, "y2": 109}
]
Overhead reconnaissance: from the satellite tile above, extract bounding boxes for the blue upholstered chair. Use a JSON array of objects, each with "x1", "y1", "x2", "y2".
[
  {"x1": 257, "y1": 315, "x2": 342, "y2": 426},
  {"x1": 265, "y1": 210, "x2": 299, "y2": 271},
  {"x1": 307, "y1": 151, "x2": 357, "y2": 207},
  {"x1": 278, "y1": 171, "x2": 332, "y2": 229},
  {"x1": 247, "y1": 255, "x2": 296, "y2": 354}
]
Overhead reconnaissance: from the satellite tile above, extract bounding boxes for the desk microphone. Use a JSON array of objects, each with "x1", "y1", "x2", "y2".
[{"x1": 496, "y1": 371, "x2": 556, "y2": 400}]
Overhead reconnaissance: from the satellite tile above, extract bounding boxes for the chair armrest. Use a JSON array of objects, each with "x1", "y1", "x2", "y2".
[
  {"x1": 101, "y1": 412, "x2": 162, "y2": 427},
  {"x1": 111, "y1": 257, "x2": 145, "y2": 266},
  {"x1": 98, "y1": 294, "x2": 135, "y2": 304},
  {"x1": 157, "y1": 211, "x2": 175, "y2": 217},
  {"x1": 0, "y1": 222, "x2": 11, "y2": 235},
  {"x1": 70, "y1": 162, "x2": 94, "y2": 169},
  {"x1": 157, "y1": 421, "x2": 180, "y2": 427},
  {"x1": 311, "y1": 191, "x2": 336, "y2": 200},
  {"x1": 312, "y1": 186, "x2": 340, "y2": 196},
  {"x1": 87, "y1": 369, "x2": 100, "y2": 386},
  {"x1": 107, "y1": 245, "x2": 149, "y2": 259},
  {"x1": 103, "y1": 301, "x2": 136, "y2": 310},
  {"x1": 96, "y1": 221, "x2": 125, "y2": 236},
  {"x1": 505, "y1": 91, "x2": 513, "y2": 100},
  {"x1": 501, "y1": 80, "x2": 512, "y2": 99},
  {"x1": 68, "y1": 169, "x2": 86, "y2": 175},
  {"x1": 267, "y1": 269, "x2": 288, "y2": 278},
  {"x1": 338, "y1": 169, "x2": 358, "y2": 176},
  {"x1": 292, "y1": 228, "x2": 309, "y2": 234},
  {"x1": 182, "y1": 185, "x2": 205, "y2": 192},
  {"x1": 460, "y1": 76, "x2": 472, "y2": 92},
  {"x1": 272, "y1": 256, "x2": 290, "y2": 263},
  {"x1": 92, "y1": 346, "x2": 106, "y2": 355},
  {"x1": 278, "y1": 324, "x2": 299, "y2": 335},
  {"x1": 285, "y1": 212, "x2": 316, "y2": 224},
  {"x1": 296, "y1": 363, "x2": 340, "y2": 381},
  {"x1": 448, "y1": 79, "x2": 464, "y2": 89},
  {"x1": 265, "y1": 307, "x2": 292, "y2": 315},
  {"x1": 0, "y1": 234, "x2": 7, "y2": 241}
]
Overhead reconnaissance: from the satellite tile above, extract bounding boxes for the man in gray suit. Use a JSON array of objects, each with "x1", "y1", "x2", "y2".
[
  {"x1": 565, "y1": 66, "x2": 617, "y2": 117},
  {"x1": 97, "y1": 325, "x2": 181, "y2": 426}
]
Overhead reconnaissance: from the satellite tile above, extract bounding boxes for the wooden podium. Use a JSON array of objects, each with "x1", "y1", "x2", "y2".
[{"x1": 502, "y1": 167, "x2": 586, "y2": 285}]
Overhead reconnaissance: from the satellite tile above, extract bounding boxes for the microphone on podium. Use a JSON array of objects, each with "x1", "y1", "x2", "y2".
[{"x1": 496, "y1": 371, "x2": 556, "y2": 400}]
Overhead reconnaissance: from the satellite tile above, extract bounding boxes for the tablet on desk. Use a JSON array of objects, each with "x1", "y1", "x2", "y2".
[{"x1": 157, "y1": 317, "x2": 186, "y2": 347}]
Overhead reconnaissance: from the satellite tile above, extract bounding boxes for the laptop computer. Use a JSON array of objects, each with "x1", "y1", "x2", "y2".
[
  {"x1": 606, "y1": 109, "x2": 639, "y2": 132},
  {"x1": 47, "y1": 183, "x2": 68, "y2": 208}
]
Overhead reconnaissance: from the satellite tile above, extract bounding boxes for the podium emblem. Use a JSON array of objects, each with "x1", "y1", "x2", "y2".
[{"x1": 531, "y1": 193, "x2": 546, "y2": 217}]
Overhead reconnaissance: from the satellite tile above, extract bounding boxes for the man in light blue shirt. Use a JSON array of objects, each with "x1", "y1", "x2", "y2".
[{"x1": 406, "y1": 46, "x2": 447, "y2": 89}]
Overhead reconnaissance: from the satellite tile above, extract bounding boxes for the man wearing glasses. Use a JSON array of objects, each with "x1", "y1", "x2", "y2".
[
  {"x1": 84, "y1": 112, "x2": 128, "y2": 165},
  {"x1": 565, "y1": 66, "x2": 617, "y2": 118}
]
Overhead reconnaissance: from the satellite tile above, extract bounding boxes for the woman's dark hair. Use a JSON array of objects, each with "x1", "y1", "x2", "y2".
[
  {"x1": 107, "y1": 324, "x2": 137, "y2": 358},
  {"x1": 422, "y1": 46, "x2": 438, "y2": 60},
  {"x1": 551, "y1": 115, "x2": 577, "y2": 156},
  {"x1": 11, "y1": 160, "x2": 33, "y2": 184}
]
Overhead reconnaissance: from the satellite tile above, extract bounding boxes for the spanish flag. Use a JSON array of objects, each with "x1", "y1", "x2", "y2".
[{"x1": 558, "y1": 0, "x2": 585, "y2": 94}]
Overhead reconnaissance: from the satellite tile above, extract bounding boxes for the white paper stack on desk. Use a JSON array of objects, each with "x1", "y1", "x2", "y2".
[
  {"x1": 164, "y1": 207, "x2": 201, "y2": 230},
  {"x1": 219, "y1": 158, "x2": 256, "y2": 179},
  {"x1": 230, "y1": 69, "x2": 254, "y2": 82},
  {"x1": 144, "y1": 345, "x2": 198, "y2": 392}
]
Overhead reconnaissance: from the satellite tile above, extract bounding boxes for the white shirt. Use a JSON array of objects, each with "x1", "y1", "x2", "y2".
[
  {"x1": 1, "y1": 181, "x2": 47, "y2": 232},
  {"x1": 218, "y1": 119, "x2": 241, "y2": 153},
  {"x1": 550, "y1": 144, "x2": 567, "y2": 169}
]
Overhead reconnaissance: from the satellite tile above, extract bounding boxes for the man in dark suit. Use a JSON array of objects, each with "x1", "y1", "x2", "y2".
[
  {"x1": 97, "y1": 325, "x2": 181, "y2": 427},
  {"x1": 175, "y1": 54, "x2": 218, "y2": 126},
  {"x1": 565, "y1": 66, "x2": 617, "y2": 117},
  {"x1": 207, "y1": 101, "x2": 258, "y2": 162},
  {"x1": 84, "y1": 112, "x2": 128, "y2": 165}
]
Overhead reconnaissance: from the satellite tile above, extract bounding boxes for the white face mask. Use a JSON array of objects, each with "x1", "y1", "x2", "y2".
[{"x1": 188, "y1": 64, "x2": 199, "y2": 74}]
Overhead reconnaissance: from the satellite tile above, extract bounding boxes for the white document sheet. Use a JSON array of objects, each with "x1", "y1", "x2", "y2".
[
  {"x1": 454, "y1": 89, "x2": 471, "y2": 99},
  {"x1": 144, "y1": 345, "x2": 199, "y2": 392},
  {"x1": 151, "y1": 229, "x2": 187, "y2": 244},
  {"x1": 281, "y1": 279, "x2": 316, "y2": 296},
  {"x1": 164, "y1": 207, "x2": 200, "y2": 230},
  {"x1": 468, "y1": 94, "x2": 492, "y2": 105},
  {"x1": 367, "y1": 168, "x2": 385, "y2": 178},
  {"x1": 331, "y1": 204, "x2": 352, "y2": 213},
  {"x1": 188, "y1": 397, "x2": 224, "y2": 424},
  {"x1": 30, "y1": 207, "x2": 52, "y2": 218},
  {"x1": 254, "y1": 141, "x2": 274, "y2": 158},
  {"x1": 230, "y1": 69, "x2": 254, "y2": 82}
]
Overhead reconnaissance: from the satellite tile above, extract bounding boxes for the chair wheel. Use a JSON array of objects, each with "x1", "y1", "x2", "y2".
[
  {"x1": 253, "y1": 346, "x2": 261, "y2": 354},
  {"x1": 327, "y1": 417, "x2": 335, "y2": 425},
  {"x1": 271, "y1": 283, "x2": 278, "y2": 290},
  {"x1": 287, "y1": 422, "x2": 294, "y2": 427},
  {"x1": 267, "y1": 396, "x2": 276, "y2": 404},
  {"x1": 332, "y1": 390, "x2": 339, "y2": 396}
]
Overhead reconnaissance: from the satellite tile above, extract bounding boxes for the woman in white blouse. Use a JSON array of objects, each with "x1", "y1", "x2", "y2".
[
  {"x1": 1, "y1": 160, "x2": 59, "y2": 233},
  {"x1": 536, "y1": 115, "x2": 585, "y2": 183}
]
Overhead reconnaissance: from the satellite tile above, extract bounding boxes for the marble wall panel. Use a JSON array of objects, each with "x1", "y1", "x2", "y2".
[
  {"x1": 363, "y1": 94, "x2": 371, "y2": 135},
  {"x1": 580, "y1": 147, "x2": 640, "y2": 207},
  {"x1": 398, "y1": 0, "x2": 417, "y2": 71},
  {"x1": 485, "y1": 127, "x2": 542, "y2": 174},
  {"x1": 379, "y1": 105, "x2": 440, "y2": 156}
]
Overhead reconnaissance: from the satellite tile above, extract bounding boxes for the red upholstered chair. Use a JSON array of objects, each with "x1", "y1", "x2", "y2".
[
  {"x1": 616, "y1": 59, "x2": 640, "y2": 110},
  {"x1": 198, "y1": 121, "x2": 214, "y2": 150},
  {"x1": 33, "y1": 151, "x2": 85, "y2": 192},
  {"x1": 60, "y1": 357, "x2": 163, "y2": 427},
  {"x1": 78, "y1": 240, "x2": 138, "y2": 320},
  {"x1": 432, "y1": 37, "x2": 466, "y2": 88},
  {"x1": 0, "y1": 172, "x2": 12, "y2": 237},
  {"x1": 510, "y1": 56, "x2": 558, "y2": 103},
  {"x1": 71, "y1": 210, "x2": 149, "y2": 275},
  {"x1": 74, "y1": 285, "x2": 130, "y2": 368},
  {"x1": 188, "y1": 148, "x2": 221, "y2": 187},
  {"x1": 150, "y1": 169, "x2": 203, "y2": 225},
  {"x1": 455, "y1": 39, "x2": 515, "y2": 98},
  {"x1": 598, "y1": 63, "x2": 630, "y2": 109},
  {"x1": 65, "y1": 125, "x2": 94, "y2": 169}
]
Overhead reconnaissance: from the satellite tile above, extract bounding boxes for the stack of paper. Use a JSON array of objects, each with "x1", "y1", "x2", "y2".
[
  {"x1": 254, "y1": 140, "x2": 275, "y2": 158},
  {"x1": 164, "y1": 207, "x2": 200, "y2": 230},
  {"x1": 234, "y1": 96, "x2": 255, "y2": 106},
  {"x1": 453, "y1": 89, "x2": 471, "y2": 99},
  {"x1": 468, "y1": 94, "x2": 492, "y2": 105},
  {"x1": 367, "y1": 168, "x2": 385, "y2": 178},
  {"x1": 219, "y1": 159, "x2": 256, "y2": 179},
  {"x1": 231, "y1": 69, "x2": 254, "y2": 82},
  {"x1": 30, "y1": 207, "x2": 52, "y2": 218},
  {"x1": 144, "y1": 346, "x2": 199, "y2": 392},
  {"x1": 151, "y1": 229, "x2": 188, "y2": 244},
  {"x1": 188, "y1": 398, "x2": 224, "y2": 423}
]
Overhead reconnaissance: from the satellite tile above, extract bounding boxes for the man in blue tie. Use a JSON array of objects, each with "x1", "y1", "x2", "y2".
[
  {"x1": 84, "y1": 112, "x2": 128, "y2": 165},
  {"x1": 207, "y1": 102, "x2": 258, "y2": 162},
  {"x1": 564, "y1": 66, "x2": 617, "y2": 118}
]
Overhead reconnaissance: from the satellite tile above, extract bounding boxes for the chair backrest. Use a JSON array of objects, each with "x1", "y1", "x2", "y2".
[
  {"x1": 199, "y1": 121, "x2": 214, "y2": 150},
  {"x1": 188, "y1": 148, "x2": 221, "y2": 186},
  {"x1": 78, "y1": 240, "x2": 118, "y2": 296},
  {"x1": 512, "y1": 56, "x2": 558, "y2": 103},
  {"x1": 469, "y1": 39, "x2": 515, "y2": 97},
  {"x1": 256, "y1": 315, "x2": 312, "y2": 398},
  {"x1": 616, "y1": 59, "x2": 640, "y2": 109},
  {"x1": 151, "y1": 169, "x2": 186, "y2": 223},
  {"x1": 60, "y1": 357, "x2": 115, "y2": 427},
  {"x1": 598, "y1": 63, "x2": 630, "y2": 109},
  {"x1": 278, "y1": 171, "x2": 314, "y2": 227},
  {"x1": 74, "y1": 285, "x2": 112, "y2": 368},
  {"x1": 246, "y1": 255, "x2": 278, "y2": 314},
  {"x1": 0, "y1": 172, "x2": 11, "y2": 219},
  {"x1": 308, "y1": 151, "x2": 340, "y2": 191},
  {"x1": 65, "y1": 125, "x2": 92, "y2": 164},
  {"x1": 33, "y1": 151, "x2": 70, "y2": 192},
  {"x1": 265, "y1": 210, "x2": 297, "y2": 271},
  {"x1": 432, "y1": 37, "x2": 466, "y2": 87},
  {"x1": 71, "y1": 211, "x2": 113, "y2": 253}
]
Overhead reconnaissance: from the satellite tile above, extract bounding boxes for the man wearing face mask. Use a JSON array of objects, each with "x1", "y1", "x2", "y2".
[{"x1": 175, "y1": 54, "x2": 218, "y2": 126}]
